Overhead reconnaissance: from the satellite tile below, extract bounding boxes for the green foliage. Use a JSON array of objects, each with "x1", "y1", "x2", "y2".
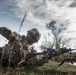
[{"x1": 0, "y1": 61, "x2": 76, "y2": 75}]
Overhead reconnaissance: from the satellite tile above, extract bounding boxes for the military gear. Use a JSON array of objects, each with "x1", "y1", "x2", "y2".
[
  {"x1": 25, "y1": 48, "x2": 76, "y2": 66},
  {"x1": 0, "y1": 27, "x2": 14, "y2": 41},
  {"x1": 0, "y1": 27, "x2": 41, "y2": 67}
]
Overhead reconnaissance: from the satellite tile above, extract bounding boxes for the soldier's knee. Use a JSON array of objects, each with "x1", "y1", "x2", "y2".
[
  {"x1": 0, "y1": 27, "x2": 13, "y2": 40},
  {"x1": 0, "y1": 27, "x2": 8, "y2": 31}
]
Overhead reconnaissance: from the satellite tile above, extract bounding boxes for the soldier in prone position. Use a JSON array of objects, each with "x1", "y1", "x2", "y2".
[{"x1": 0, "y1": 27, "x2": 41, "y2": 67}]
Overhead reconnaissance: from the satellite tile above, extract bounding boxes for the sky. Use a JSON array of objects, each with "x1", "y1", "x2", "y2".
[{"x1": 0, "y1": 0, "x2": 76, "y2": 48}]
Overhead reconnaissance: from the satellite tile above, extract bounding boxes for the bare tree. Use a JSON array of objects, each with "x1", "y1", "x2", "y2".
[{"x1": 41, "y1": 21, "x2": 71, "y2": 49}]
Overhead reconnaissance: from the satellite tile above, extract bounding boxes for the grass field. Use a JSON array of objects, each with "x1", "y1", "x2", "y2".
[{"x1": 0, "y1": 61, "x2": 76, "y2": 75}]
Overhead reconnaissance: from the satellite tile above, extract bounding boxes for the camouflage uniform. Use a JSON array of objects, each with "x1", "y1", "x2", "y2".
[{"x1": 0, "y1": 27, "x2": 41, "y2": 67}]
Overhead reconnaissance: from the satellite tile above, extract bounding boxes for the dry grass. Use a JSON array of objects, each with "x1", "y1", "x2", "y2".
[{"x1": 0, "y1": 61, "x2": 76, "y2": 75}]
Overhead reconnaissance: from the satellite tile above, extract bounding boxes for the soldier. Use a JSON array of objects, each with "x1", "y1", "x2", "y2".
[{"x1": 0, "y1": 27, "x2": 41, "y2": 67}]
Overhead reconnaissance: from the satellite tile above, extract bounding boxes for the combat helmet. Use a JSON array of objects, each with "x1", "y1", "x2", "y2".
[{"x1": 27, "y1": 28, "x2": 41, "y2": 42}]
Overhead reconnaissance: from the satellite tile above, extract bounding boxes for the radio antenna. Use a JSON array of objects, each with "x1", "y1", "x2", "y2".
[{"x1": 18, "y1": 13, "x2": 26, "y2": 33}]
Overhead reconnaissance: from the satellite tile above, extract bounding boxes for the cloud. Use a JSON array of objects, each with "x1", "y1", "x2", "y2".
[
  {"x1": 0, "y1": 0, "x2": 76, "y2": 26},
  {"x1": 16, "y1": 0, "x2": 76, "y2": 25},
  {"x1": 0, "y1": 0, "x2": 19, "y2": 18}
]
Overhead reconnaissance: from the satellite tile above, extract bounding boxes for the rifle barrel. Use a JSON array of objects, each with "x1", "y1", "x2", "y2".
[{"x1": 71, "y1": 49, "x2": 76, "y2": 51}]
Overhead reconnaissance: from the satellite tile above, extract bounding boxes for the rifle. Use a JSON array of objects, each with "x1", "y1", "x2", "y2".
[{"x1": 25, "y1": 48, "x2": 76, "y2": 66}]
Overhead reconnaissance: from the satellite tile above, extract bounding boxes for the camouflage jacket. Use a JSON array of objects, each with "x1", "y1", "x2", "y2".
[{"x1": 0, "y1": 27, "x2": 30, "y2": 66}]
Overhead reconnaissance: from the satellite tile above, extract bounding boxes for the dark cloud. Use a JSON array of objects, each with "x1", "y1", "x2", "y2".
[{"x1": 69, "y1": 1, "x2": 76, "y2": 8}]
